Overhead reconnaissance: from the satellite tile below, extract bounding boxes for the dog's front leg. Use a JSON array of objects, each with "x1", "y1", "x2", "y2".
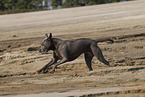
[
  {"x1": 50, "y1": 58, "x2": 68, "y2": 73},
  {"x1": 37, "y1": 58, "x2": 58, "y2": 73}
]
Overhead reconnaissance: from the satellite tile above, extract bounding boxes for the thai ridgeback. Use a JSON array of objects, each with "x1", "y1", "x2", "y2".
[{"x1": 38, "y1": 33, "x2": 114, "y2": 73}]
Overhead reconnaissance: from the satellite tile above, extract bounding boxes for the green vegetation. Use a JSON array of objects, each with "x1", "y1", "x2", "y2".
[
  {"x1": 0, "y1": 0, "x2": 44, "y2": 15},
  {"x1": 54, "y1": 0, "x2": 133, "y2": 8},
  {"x1": 0, "y1": 0, "x2": 43, "y2": 11}
]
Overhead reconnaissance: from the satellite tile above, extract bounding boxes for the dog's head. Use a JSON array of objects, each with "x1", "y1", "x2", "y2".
[{"x1": 39, "y1": 33, "x2": 53, "y2": 53}]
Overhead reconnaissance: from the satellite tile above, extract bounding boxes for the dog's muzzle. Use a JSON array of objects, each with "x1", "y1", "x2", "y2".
[{"x1": 39, "y1": 49, "x2": 41, "y2": 52}]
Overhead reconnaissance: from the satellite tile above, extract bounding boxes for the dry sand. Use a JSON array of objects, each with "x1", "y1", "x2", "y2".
[{"x1": 0, "y1": 0, "x2": 145, "y2": 96}]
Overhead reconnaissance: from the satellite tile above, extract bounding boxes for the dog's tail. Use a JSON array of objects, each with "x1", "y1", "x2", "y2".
[{"x1": 96, "y1": 38, "x2": 114, "y2": 43}]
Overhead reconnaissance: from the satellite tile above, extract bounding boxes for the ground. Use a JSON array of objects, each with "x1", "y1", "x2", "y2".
[{"x1": 0, "y1": 0, "x2": 145, "y2": 96}]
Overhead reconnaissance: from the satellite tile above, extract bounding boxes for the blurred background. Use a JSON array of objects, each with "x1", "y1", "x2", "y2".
[{"x1": 0, "y1": 0, "x2": 130, "y2": 14}]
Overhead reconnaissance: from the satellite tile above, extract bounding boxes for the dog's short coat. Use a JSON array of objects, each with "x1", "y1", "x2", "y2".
[{"x1": 38, "y1": 33, "x2": 114, "y2": 73}]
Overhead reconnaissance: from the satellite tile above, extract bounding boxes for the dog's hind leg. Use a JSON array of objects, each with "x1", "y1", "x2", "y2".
[
  {"x1": 91, "y1": 43, "x2": 110, "y2": 66},
  {"x1": 84, "y1": 52, "x2": 94, "y2": 71}
]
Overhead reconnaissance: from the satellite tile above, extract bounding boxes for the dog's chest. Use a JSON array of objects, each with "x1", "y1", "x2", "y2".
[{"x1": 54, "y1": 50, "x2": 62, "y2": 59}]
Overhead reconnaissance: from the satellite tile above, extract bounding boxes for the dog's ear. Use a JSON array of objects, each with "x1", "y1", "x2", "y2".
[
  {"x1": 45, "y1": 33, "x2": 49, "y2": 38},
  {"x1": 45, "y1": 33, "x2": 52, "y2": 40},
  {"x1": 49, "y1": 33, "x2": 52, "y2": 39}
]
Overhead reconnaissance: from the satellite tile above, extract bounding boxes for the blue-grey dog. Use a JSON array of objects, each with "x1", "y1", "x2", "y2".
[{"x1": 38, "y1": 33, "x2": 113, "y2": 73}]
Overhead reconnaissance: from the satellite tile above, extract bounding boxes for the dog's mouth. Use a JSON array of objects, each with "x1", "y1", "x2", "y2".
[{"x1": 41, "y1": 49, "x2": 48, "y2": 54}]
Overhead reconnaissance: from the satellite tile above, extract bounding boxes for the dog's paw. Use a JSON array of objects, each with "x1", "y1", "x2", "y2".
[
  {"x1": 49, "y1": 69, "x2": 55, "y2": 74},
  {"x1": 37, "y1": 69, "x2": 42, "y2": 74},
  {"x1": 37, "y1": 69, "x2": 47, "y2": 74}
]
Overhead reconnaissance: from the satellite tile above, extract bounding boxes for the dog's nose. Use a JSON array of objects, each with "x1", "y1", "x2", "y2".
[{"x1": 39, "y1": 49, "x2": 41, "y2": 52}]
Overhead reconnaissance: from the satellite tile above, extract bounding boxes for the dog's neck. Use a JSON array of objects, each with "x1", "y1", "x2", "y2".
[{"x1": 52, "y1": 38, "x2": 63, "y2": 50}]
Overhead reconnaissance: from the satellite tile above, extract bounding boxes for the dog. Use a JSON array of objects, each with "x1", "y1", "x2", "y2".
[{"x1": 38, "y1": 33, "x2": 114, "y2": 73}]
